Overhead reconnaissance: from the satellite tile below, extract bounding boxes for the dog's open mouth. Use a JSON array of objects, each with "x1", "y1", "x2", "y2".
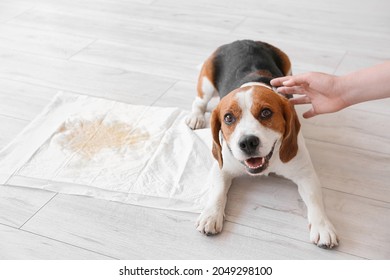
[{"x1": 242, "y1": 142, "x2": 276, "y2": 175}]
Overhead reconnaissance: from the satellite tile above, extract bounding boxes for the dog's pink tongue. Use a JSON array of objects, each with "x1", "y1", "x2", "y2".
[{"x1": 245, "y1": 157, "x2": 264, "y2": 168}]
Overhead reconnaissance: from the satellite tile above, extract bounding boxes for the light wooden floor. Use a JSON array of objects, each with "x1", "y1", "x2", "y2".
[{"x1": 0, "y1": 0, "x2": 389, "y2": 259}]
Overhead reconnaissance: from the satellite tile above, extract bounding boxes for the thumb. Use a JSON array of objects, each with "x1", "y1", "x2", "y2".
[{"x1": 302, "y1": 107, "x2": 317, "y2": 119}]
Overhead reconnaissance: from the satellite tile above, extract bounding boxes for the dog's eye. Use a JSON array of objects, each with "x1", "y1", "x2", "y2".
[
  {"x1": 260, "y1": 108, "x2": 273, "y2": 119},
  {"x1": 224, "y1": 113, "x2": 236, "y2": 125}
]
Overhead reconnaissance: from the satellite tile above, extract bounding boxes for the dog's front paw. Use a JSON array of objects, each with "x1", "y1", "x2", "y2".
[
  {"x1": 186, "y1": 113, "x2": 206, "y2": 130},
  {"x1": 309, "y1": 219, "x2": 339, "y2": 249},
  {"x1": 196, "y1": 208, "x2": 224, "y2": 236}
]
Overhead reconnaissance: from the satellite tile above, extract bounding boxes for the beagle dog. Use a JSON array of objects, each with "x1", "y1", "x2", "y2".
[{"x1": 186, "y1": 40, "x2": 338, "y2": 249}]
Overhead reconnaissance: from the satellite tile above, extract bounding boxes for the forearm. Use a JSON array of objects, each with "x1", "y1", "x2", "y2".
[{"x1": 337, "y1": 61, "x2": 390, "y2": 107}]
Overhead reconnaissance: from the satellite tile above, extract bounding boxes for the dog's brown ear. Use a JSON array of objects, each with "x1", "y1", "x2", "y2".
[
  {"x1": 279, "y1": 100, "x2": 301, "y2": 163},
  {"x1": 210, "y1": 106, "x2": 223, "y2": 168}
]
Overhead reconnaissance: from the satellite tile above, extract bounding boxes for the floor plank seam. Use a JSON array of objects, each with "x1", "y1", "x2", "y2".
[
  {"x1": 0, "y1": 43, "x2": 78, "y2": 61},
  {"x1": 150, "y1": 80, "x2": 181, "y2": 107},
  {"x1": 18, "y1": 193, "x2": 58, "y2": 230},
  {"x1": 228, "y1": 15, "x2": 249, "y2": 34},
  {"x1": 224, "y1": 220, "x2": 368, "y2": 259},
  {"x1": 320, "y1": 186, "x2": 390, "y2": 205},
  {"x1": 348, "y1": 106, "x2": 390, "y2": 116},
  {"x1": 0, "y1": 113, "x2": 28, "y2": 123},
  {"x1": 0, "y1": 222, "x2": 116, "y2": 259},
  {"x1": 332, "y1": 50, "x2": 348, "y2": 74},
  {"x1": 305, "y1": 136, "x2": 390, "y2": 157},
  {"x1": 0, "y1": 77, "x2": 64, "y2": 94},
  {"x1": 66, "y1": 38, "x2": 99, "y2": 61},
  {"x1": 17, "y1": 225, "x2": 118, "y2": 259},
  {"x1": 4, "y1": 20, "x2": 97, "y2": 42},
  {"x1": 0, "y1": 76, "x2": 164, "y2": 105},
  {"x1": 0, "y1": 45, "x2": 179, "y2": 85},
  {"x1": 3, "y1": 6, "x2": 36, "y2": 24},
  {"x1": 68, "y1": 54, "x2": 197, "y2": 82},
  {"x1": 0, "y1": 221, "x2": 20, "y2": 230}
]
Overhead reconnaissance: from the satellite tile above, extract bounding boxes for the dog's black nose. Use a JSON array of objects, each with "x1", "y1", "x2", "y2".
[{"x1": 239, "y1": 135, "x2": 260, "y2": 155}]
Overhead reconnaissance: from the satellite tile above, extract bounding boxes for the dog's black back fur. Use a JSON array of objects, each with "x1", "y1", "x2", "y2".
[{"x1": 212, "y1": 40, "x2": 287, "y2": 98}]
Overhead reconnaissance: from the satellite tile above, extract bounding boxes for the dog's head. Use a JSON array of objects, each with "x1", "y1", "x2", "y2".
[{"x1": 211, "y1": 85, "x2": 300, "y2": 175}]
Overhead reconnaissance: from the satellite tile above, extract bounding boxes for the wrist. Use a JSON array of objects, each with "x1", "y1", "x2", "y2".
[{"x1": 333, "y1": 75, "x2": 352, "y2": 110}]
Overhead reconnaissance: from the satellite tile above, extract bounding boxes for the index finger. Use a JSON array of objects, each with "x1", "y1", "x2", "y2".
[{"x1": 270, "y1": 76, "x2": 292, "y2": 87}]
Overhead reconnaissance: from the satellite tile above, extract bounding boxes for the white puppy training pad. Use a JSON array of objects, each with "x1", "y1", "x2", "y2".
[{"x1": 0, "y1": 92, "x2": 214, "y2": 213}]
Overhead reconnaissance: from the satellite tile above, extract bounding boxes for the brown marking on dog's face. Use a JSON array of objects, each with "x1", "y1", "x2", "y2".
[
  {"x1": 218, "y1": 94, "x2": 243, "y2": 143},
  {"x1": 210, "y1": 107, "x2": 223, "y2": 168},
  {"x1": 250, "y1": 87, "x2": 300, "y2": 162},
  {"x1": 210, "y1": 89, "x2": 243, "y2": 168},
  {"x1": 250, "y1": 87, "x2": 286, "y2": 134}
]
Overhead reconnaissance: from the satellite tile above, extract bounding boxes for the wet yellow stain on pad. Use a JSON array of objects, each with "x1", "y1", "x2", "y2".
[{"x1": 58, "y1": 118, "x2": 149, "y2": 159}]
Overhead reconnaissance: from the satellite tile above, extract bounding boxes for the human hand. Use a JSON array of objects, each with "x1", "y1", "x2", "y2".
[{"x1": 271, "y1": 72, "x2": 347, "y2": 118}]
